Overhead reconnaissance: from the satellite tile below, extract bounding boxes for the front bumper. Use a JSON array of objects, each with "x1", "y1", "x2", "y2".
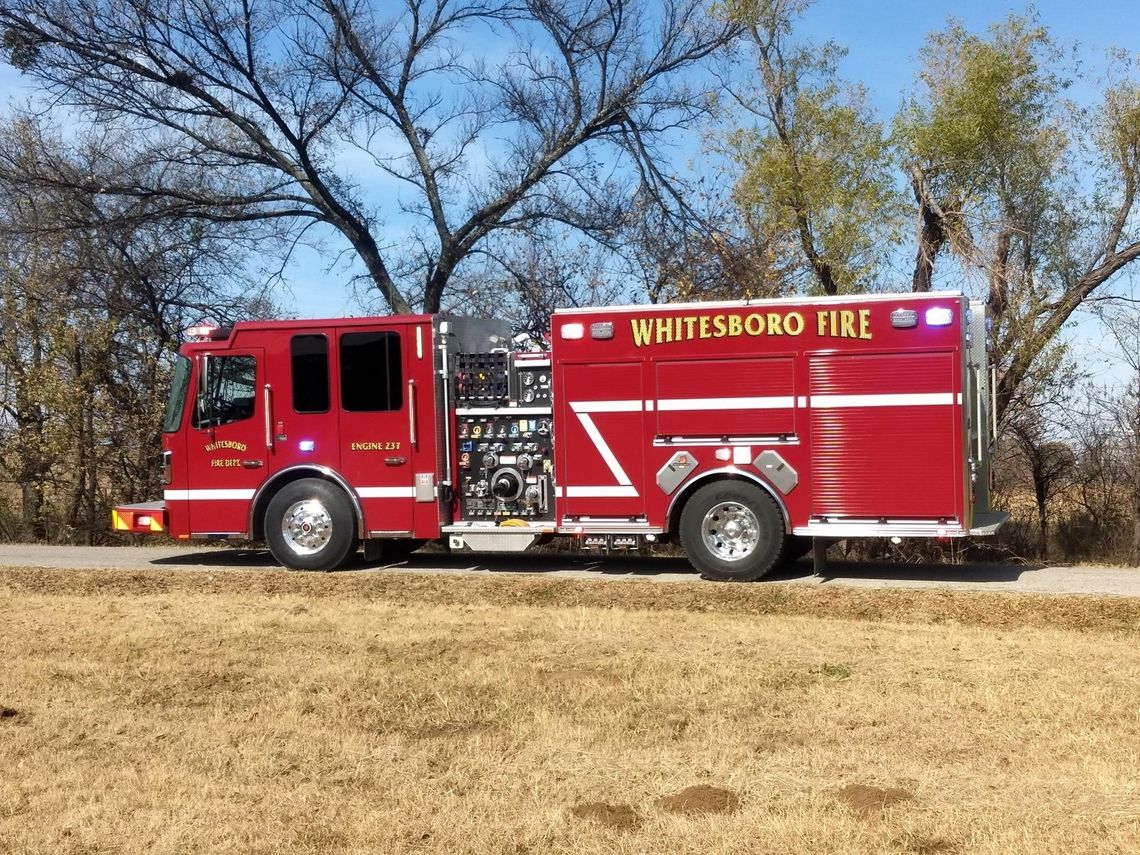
[{"x1": 112, "y1": 501, "x2": 167, "y2": 533}]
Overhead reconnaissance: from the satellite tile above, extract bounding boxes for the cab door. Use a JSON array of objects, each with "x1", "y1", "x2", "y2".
[
  {"x1": 336, "y1": 326, "x2": 416, "y2": 534},
  {"x1": 185, "y1": 349, "x2": 267, "y2": 534}
]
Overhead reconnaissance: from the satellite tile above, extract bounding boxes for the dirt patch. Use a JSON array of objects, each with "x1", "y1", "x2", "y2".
[
  {"x1": 897, "y1": 836, "x2": 958, "y2": 854},
  {"x1": 655, "y1": 785, "x2": 740, "y2": 816},
  {"x1": 569, "y1": 802, "x2": 641, "y2": 830},
  {"x1": 834, "y1": 783, "x2": 913, "y2": 817},
  {"x1": 0, "y1": 706, "x2": 18, "y2": 719},
  {"x1": 753, "y1": 729, "x2": 805, "y2": 753}
]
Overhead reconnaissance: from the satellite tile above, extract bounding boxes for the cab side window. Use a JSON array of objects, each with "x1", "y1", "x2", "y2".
[
  {"x1": 340, "y1": 331, "x2": 402, "y2": 411},
  {"x1": 291, "y1": 335, "x2": 330, "y2": 413},
  {"x1": 193, "y1": 354, "x2": 257, "y2": 428}
]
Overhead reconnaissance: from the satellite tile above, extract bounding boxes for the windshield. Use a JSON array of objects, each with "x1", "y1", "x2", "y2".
[{"x1": 162, "y1": 355, "x2": 192, "y2": 433}]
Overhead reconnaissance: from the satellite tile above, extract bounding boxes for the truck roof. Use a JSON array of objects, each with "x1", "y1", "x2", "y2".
[{"x1": 553, "y1": 290, "x2": 965, "y2": 316}]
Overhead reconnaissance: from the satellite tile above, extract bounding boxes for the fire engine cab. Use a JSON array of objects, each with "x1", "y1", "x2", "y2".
[{"x1": 112, "y1": 292, "x2": 1008, "y2": 580}]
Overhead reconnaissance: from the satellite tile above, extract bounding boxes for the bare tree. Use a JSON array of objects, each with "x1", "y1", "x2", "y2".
[
  {"x1": 1, "y1": 0, "x2": 739, "y2": 313},
  {"x1": 1009, "y1": 414, "x2": 1074, "y2": 559},
  {"x1": 0, "y1": 116, "x2": 276, "y2": 542},
  {"x1": 443, "y1": 225, "x2": 628, "y2": 337},
  {"x1": 1095, "y1": 297, "x2": 1140, "y2": 564}
]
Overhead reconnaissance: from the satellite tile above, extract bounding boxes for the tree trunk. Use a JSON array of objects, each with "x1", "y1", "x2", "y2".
[
  {"x1": 1131, "y1": 467, "x2": 1140, "y2": 567},
  {"x1": 21, "y1": 481, "x2": 47, "y2": 541},
  {"x1": 1032, "y1": 462, "x2": 1049, "y2": 560},
  {"x1": 912, "y1": 199, "x2": 945, "y2": 292},
  {"x1": 1132, "y1": 417, "x2": 1140, "y2": 567},
  {"x1": 909, "y1": 167, "x2": 947, "y2": 293}
]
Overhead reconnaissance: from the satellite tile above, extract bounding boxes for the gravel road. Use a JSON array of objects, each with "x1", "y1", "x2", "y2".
[{"x1": 0, "y1": 543, "x2": 1137, "y2": 597}]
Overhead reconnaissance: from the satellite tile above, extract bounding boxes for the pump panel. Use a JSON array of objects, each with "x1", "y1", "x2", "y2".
[{"x1": 454, "y1": 353, "x2": 554, "y2": 523}]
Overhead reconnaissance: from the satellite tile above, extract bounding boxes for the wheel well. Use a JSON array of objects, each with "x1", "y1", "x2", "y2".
[
  {"x1": 666, "y1": 471, "x2": 790, "y2": 538},
  {"x1": 250, "y1": 468, "x2": 362, "y2": 541}
]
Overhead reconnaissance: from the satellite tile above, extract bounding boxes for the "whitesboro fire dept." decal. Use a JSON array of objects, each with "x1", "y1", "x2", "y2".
[
  {"x1": 629, "y1": 308, "x2": 872, "y2": 347},
  {"x1": 204, "y1": 439, "x2": 248, "y2": 452}
]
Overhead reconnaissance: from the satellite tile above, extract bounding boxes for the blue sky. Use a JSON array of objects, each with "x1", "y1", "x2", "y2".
[
  {"x1": 804, "y1": 1, "x2": 1139, "y2": 111},
  {"x1": 284, "y1": 0, "x2": 1140, "y2": 319},
  {"x1": 2, "y1": 0, "x2": 1138, "y2": 366}
]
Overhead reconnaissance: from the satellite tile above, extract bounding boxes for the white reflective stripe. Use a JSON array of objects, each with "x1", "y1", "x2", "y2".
[
  {"x1": 570, "y1": 399, "x2": 643, "y2": 413},
  {"x1": 657, "y1": 396, "x2": 794, "y2": 411},
  {"x1": 564, "y1": 486, "x2": 640, "y2": 498},
  {"x1": 356, "y1": 486, "x2": 418, "y2": 498},
  {"x1": 644, "y1": 400, "x2": 655, "y2": 412},
  {"x1": 797, "y1": 396, "x2": 808, "y2": 407},
  {"x1": 164, "y1": 489, "x2": 254, "y2": 501},
  {"x1": 810, "y1": 393, "x2": 955, "y2": 408},
  {"x1": 575, "y1": 413, "x2": 634, "y2": 487}
]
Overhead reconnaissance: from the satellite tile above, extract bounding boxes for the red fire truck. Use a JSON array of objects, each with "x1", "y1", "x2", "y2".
[{"x1": 112, "y1": 292, "x2": 1007, "y2": 580}]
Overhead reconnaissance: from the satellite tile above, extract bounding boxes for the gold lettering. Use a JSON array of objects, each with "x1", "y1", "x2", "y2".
[
  {"x1": 841, "y1": 310, "x2": 856, "y2": 339},
  {"x1": 859, "y1": 308, "x2": 872, "y2": 339},
  {"x1": 631, "y1": 318, "x2": 653, "y2": 347},
  {"x1": 204, "y1": 440, "x2": 248, "y2": 453},
  {"x1": 629, "y1": 309, "x2": 845, "y2": 345}
]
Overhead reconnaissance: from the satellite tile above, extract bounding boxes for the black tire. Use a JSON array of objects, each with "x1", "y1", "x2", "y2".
[
  {"x1": 679, "y1": 480, "x2": 786, "y2": 581},
  {"x1": 265, "y1": 478, "x2": 359, "y2": 571}
]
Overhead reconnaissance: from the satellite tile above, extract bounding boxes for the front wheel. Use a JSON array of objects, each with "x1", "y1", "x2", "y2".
[
  {"x1": 679, "y1": 480, "x2": 786, "y2": 581},
  {"x1": 265, "y1": 479, "x2": 359, "y2": 571}
]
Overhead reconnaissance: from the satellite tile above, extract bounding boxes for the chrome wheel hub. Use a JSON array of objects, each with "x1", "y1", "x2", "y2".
[
  {"x1": 281, "y1": 499, "x2": 333, "y2": 555},
  {"x1": 702, "y1": 501, "x2": 759, "y2": 562}
]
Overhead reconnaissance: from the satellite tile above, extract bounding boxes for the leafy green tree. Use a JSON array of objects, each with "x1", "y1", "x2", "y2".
[
  {"x1": 896, "y1": 15, "x2": 1140, "y2": 422},
  {"x1": 715, "y1": 0, "x2": 901, "y2": 296}
]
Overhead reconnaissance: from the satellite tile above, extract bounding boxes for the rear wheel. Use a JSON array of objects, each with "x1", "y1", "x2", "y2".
[
  {"x1": 265, "y1": 479, "x2": 358, "y2": 571},
  {"x1": 679, "y1": 480, "x2": 786, "y2": 581}
]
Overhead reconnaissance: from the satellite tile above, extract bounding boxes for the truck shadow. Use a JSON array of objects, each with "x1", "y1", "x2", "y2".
[
  {"x1": 397, "y1": 552, "x2": 1038, "y2": 583},
  {"x1": 150, "y1": 548, "x2": 1040, "y2": 583}
]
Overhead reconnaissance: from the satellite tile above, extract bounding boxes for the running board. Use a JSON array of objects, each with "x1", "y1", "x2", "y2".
[
  {"x1": 443, "y1": 521, "x2": 552, "y2": 553},
  {"x1": 794, "y1": 522, "x2": 966, "y2": 538},
  {"x1": 794, "y1": 511, "x2": 1010, "y2": 539}
]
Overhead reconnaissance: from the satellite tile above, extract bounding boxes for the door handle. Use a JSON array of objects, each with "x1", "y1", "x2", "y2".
[
  {"x1": 408, "y1": 380, "x2": 417, "y2": 449},
  {"x1": 263, "y1": 384, "x2": 274, "y2": 451},
  {"x1": 242, "y1": 460, "x2": 264, "y2": 469},
  {"x1": 385, "y1": 456, "x2": 406, "y2": 466}
]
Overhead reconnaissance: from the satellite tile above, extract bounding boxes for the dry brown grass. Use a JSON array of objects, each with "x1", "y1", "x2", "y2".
[{"x1": 2, "y1": 566, "x2": 1140, "y2": 854}]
